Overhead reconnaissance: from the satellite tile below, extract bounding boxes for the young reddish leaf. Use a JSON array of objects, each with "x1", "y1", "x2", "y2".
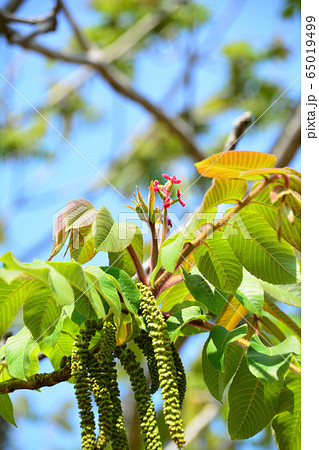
[
  {"x1": 63, "y1": 198, "x2": 96, "y2": 230},
  {"x1": 48, "y1": 212, "x2": 70, "y2": 261},
  {"x1": 194, "y1": 151, "x2": 276, "y2": 180}
]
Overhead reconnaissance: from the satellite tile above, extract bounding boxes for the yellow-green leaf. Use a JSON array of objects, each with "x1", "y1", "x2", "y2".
[{"x1": 195, "y1": 151, "x2": 276, "y2": 179}]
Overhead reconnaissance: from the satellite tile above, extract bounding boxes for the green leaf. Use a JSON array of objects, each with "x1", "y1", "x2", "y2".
[
  {"x1": 101, "y1": 222, "x2": 137, "y2": 252},
  {"x1": 225, "y1": 210, "x2": 298, "y2": 284},
  {"x1": 158, "y1": 282, "x2": 190, "y2": 311},
  {"x1": 92, "y1": 205, "x2": 114, "y2": 249},
  {"x1": 261, "y1": 281, "x2": 301, "y2": 307},
  {"x1": 5, "y1": 327, "x2": 39, "y2": 380},
  {"x1": 228, "y1": 357, "x2": 282, "y2": 440},
  {"x1": 92, "y1": 206, "x2": 136, "y2": 252},
  {"x1": 0, "y1": 394, "x2": 17, "y2": 427},
  {"x1": 108, "y1": 228, "x2": 143, "y2": 277},
  {"x1": 102, "y1": 266, "x2": 140, "y2": 315},
  {"x1": 194, "y1": 232, "x2": 243, "y2": 293},
  {"x1": 48, "y1": 262, "x2": 96, "y2": 322},
  {"x1": 70, "y1": 230, "x2": 96, "y2": 265},
  {"x1": 272, "y1": 373, "x2": 301, "y2": 450},
  {"x1": 84, "y1": 266, "x2": 121, "y2": 325},
  {"x1": 23, "y1": 280, "x2": 62, "y2": 340},
  {"x1": 166, "y1": 306, "x2": 211, "y2": 340},
  {"x1": 0, "y1": 253, "x2": 74, "y2": 307},
  {"x1": 84, "y1": 275, "x2": 106, "y2": 319},
  {"x1": 202, "y1": 341, "x2": 243, "y2": 402},
  {"x1": 248, "y1": 203, "x2": 301, "y2": 251},
  {"x1": 41, "y1": 312, "x2": 68, "y2": 348},
  {"x1": 259, "y1": 316, "x2": 287, "y2": 342},
  {"x1": 195, "y1": 150, "x2": 276, "y2": 180},
  {"x1": 0, "y1": 279, "x2": 32, "y2": 338},
  {"x1": 160, "y1": 233, "x2": 186, "y2": 273},
  {"x1": 0, "y1": 252, "x2": 49, "y2": 283},
  {"x1": 236, "y1": 269, "x2": 264, "y2": 315},
  {"x1": 0, "y1": 269, "x2": 23, "y2": 284},
  {"x1": 263, "y1": 298, "x2": 301, "y2": 338},
  {"x1": 201, "y1": 178, "x2": 247, "y2": 211},
  {"x1": 40, "y1": 337, "x2": 73, "y2": 370},
  {"x1": 206, "y1": 325, "x2": 247, "y2": 371},
  {"x1": 247, "y1": 335, "x2": 300, "y2": 384},
  {"x1": 182, "y1": 268, "x2": 226, "y2": 316}
]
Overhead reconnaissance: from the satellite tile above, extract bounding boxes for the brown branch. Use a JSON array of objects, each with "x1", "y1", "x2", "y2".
[
  {"x1": 127, "y1": 244, "x2": 148, "y2": 285},
  {"x1": 0, "y1": 23, "x2": 204, "y2": 162},
  {"x1": 224, "y1": 111, "x2": 252, "y2": 151},
  {"x1": 0, "y1": 363, "x2": 71, "y2": 395},
  {"x1": 59, "y1": 1, "x2": 90, "y2": 51},
  {"x1": 3, "y1": 0, "x2": 25, "y2": 13},
  {"x1": 0, "y1": 1, "x2": 61, "y2": 43},
  {"x1": 271, "y1": 103, "x2": 301, "y2": 167}
]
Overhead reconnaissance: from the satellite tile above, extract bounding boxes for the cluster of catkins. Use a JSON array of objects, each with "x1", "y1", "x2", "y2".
[{"x1": 71, "y1": 283, "x2": 186, "y2": 449}]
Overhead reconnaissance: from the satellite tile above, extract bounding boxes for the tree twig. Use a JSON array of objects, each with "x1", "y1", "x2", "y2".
[
  {"x1": 127, "y1": 244, "x2": 148, "y2": 285},
  {"x1": 271, "y1": 103, "x2": 301, "y2": 167},
  {"x1": 59, "y1": 1, "x2": 90, "y2": 51},
  {"x1": 224, "y1": 111, "x2": 252, "y2": 151},
  {"x1": 0, "y1": 362, "x2": 71, "y2": 395},
  {"x1": 0, "y1": 20, "x2": 204, "y2": 162}
]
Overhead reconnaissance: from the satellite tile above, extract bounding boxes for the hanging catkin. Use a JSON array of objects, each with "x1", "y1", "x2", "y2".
[
  {"x1": 83, "y1": 321, "x2": 114, "y2": 450},
  {"x1": 170, "y1": 342, "x2": 187, "y2": 408},
  {"x1": 98, "y1": 321, "x2": 129, "y2": 450},
  {"x1": 116, "y1": 346, "x2": 163, "y2": 450},
  {"x1": 71, "y1": 325, "x2": 96, "y2": 450},
  {"x1": 134, "y1": 329, "x2": 160, "y2": 394},
  {"x1": 137, "y1": 282, "x2": 186, "y2": 449}
]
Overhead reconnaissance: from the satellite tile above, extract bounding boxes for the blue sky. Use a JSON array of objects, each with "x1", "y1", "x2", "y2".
[{"x1": 0, "y1": 0, "x2": 300, "y2": 448}]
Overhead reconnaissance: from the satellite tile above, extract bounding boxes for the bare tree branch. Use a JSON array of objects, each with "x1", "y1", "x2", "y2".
[
  {"x1": 224, "y1": 111, "x2": 252, "y2": 151},
  {"x1": 59, "y1": 1, "x2": 90, "y2": 51},
  {"x1": 3, "y1": 0, "x2": 25, "y2": 14},
  {"x1": 271, "y1": 103, "x2": 301, "y2": 168},
  {"x1": 0, "y1": 9, "x2": 204, "y2": 162},
  {"x1": 0, "y1": 1, "x2": 62, "y2": 43}
]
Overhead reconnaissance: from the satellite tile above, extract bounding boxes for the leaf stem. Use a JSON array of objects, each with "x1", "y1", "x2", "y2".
[
  {"x1": 149, "y1": 222, "x2": 159, "y2": 273},
  {"x1": 127, "y1": 244, "x2": 148, "y2": 285}
]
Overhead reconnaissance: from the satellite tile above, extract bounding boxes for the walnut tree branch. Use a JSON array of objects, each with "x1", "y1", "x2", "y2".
[
  {"x1": 224, "y1": 111, "x2": 252, "y2": 151},
  {"x1": 0, "y1": 362, "x2": 71, "y2": 395},
  {"x1": 271, "y1": 103, "x2": 301, "y2": 167},
  {"x1": 0, "y1": 20, "x2": 204, "y2": 162}
]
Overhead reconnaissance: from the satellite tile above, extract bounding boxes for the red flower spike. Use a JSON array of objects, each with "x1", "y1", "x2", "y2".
[
  {"x1": 163, "y1": 198, "x2": 171, "y2": 209},
  {"x1": 152, "y1": 180, "x2": 160, "y2": 191},
  {"x1": 171, "y1": 175, "x2": 181, "y2": 184},
  {"x1": 167, "y1": 218, "x2": 172, "y2": 227},
  {"x1": 162, "y1": 174, "x2": 181, "y2": 184},
  {"x1": 177, "y1": 189, "x2": 186, "y2": 207}
]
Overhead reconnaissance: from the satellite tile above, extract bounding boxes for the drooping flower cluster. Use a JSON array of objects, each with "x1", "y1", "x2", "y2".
[{"x1": 137, "y1": 282, "x2": 186, "y2": 448}]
